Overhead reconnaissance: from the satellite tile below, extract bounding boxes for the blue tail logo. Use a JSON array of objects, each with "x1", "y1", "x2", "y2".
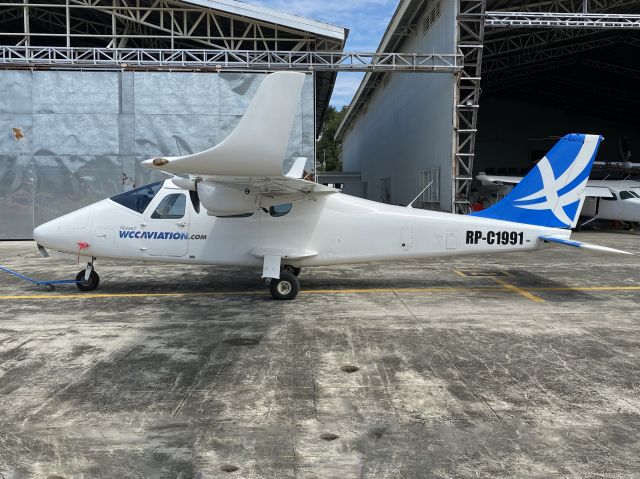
[{"x1": 472, "y1": 133, "x2": 603, "y2": 228}]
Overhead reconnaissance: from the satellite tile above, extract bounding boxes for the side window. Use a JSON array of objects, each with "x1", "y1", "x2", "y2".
[
  {"x1": 620, "y1": 191, "x2": 634, "y2": 200},
  {"x1": 151, "y1": 193, "x2": 186, "y2": 219},
  {"x1": 602, "y1": 192, "x2": 617, "y2": 201},
  {"x1": 269, "y1": 203, "x2": 292, "y2": 217}
]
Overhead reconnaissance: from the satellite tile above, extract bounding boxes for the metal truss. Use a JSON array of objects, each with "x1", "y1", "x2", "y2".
[
  {"x1": 487, "y1": 0, "x2": 640, "y2": 13},
  {"x1": 484, "y1": 11, "x2": 640, "y2": 29},
  {"x1": 482, "y1": 34, "x2": 618, "y2": 74},
  {"x1": 1, "y1": 0, "x2": 343, "y2": 51},
  {"x1": 482, "y1": 57, "x2": 573, "y2": 88},
  {"x1": 454, "y1": 0, "x2": 485, "y2": 215},
  {"x1": 0, "y1": 46, "x2": 461, "y2": 72},
  {"x1": 483, "y1": 28, "x2": 608, "y2": 58}
]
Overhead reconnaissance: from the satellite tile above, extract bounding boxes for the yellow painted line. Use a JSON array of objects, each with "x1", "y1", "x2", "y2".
[
  {"x1": 0, "y1": 286, "x2": 499, "y2": 301},
  {"x1": 0, "y1": 285, "x2": 638, "y2": 301},
  {"x1": 454, "y1": 269, "x2": 513, "y2": 278},
  {"x1": 492, "y1": 277, "x2": 545, "y2": 303}
]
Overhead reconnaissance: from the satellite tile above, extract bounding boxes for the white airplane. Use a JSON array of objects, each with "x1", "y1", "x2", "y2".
[
  {"x1": 32, "y1": 72, "x2": 631, "y2": 300},
  {"x1": 476, "y1": 173, "x2": 640, "y2": 228}
]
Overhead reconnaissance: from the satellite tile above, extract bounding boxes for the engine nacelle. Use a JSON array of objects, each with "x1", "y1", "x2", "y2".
[
  {"x1": 171, "y1": 176, "x2": 196, "y2": 191},
  {"x1": 197, "y1": 182, "x2": 257, "y2": 216}
]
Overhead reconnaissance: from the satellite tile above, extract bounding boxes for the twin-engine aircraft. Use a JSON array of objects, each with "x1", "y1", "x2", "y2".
[{"x1": 33, "y1": 72, "x2": 631, "y2": 300}]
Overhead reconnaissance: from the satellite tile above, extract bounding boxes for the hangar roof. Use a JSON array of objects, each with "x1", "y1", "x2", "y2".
[
  {"x1": 183, "y1": 0, "x2": 346, "y2": 40},
  {"x1": 0, "y1": 0, "x2": 348, "y2": 136}
]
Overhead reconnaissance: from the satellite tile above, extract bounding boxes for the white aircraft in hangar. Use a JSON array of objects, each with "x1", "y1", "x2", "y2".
[
  {"x1": 476, "y1": 173, "x2": 640, "y2": 229},
  {"x1": 32, "y1": 72, "x2": 631, "y2": 300}
]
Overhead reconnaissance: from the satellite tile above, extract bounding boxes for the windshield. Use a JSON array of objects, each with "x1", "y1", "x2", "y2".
[{"x1": 110, "y1": 181, "x2": 163, "y2": 213}]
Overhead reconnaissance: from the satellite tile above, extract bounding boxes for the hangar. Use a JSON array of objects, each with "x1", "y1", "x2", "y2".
[
  {"x1": 336, "y1": 0, "x2": 640, "y2": 214},
  {"x1": 0, "y1": 0, "x2": 347, "y2": 239}
]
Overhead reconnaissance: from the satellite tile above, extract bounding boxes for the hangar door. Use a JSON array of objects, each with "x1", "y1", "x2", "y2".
[{"x1": 0, "y1": 70, "x2": 315, "y2": 239}]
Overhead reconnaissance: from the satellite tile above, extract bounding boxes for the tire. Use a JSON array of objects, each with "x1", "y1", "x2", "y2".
[
  {"x1": 282, "y1": 265, "x2": 302, "y2": 276},
  {"x1": 269, "y1": 271, "x2": 300, "y2": 300},
  {"x1": 76, "y1": 270, "x2": 100, "y2": 292}
]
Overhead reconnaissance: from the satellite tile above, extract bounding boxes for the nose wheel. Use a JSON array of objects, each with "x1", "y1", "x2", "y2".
[
  {"x1": 76, "y1": 260, "x2": 100, "y2": 291},
  {"x1": 269, "y1": 271, "x2": 300, "y2": 300}
]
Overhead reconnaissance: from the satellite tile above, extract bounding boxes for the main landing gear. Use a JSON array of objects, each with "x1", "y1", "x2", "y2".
[
  {"x1": 268, "y1": 265, "x2": 302, "y2": 300},
  {"x1": 76, "y1": 258, "x2": 100, "y2": 292}
]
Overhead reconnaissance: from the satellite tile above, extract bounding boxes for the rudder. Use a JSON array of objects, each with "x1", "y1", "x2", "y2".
[{"x1": 472, "y1": 133, "x2": 603, "y2": 228}]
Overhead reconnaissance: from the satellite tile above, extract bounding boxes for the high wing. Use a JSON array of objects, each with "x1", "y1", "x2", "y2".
[{"x1": 142, "y1": 72, "x2": 338, "y2": 213}]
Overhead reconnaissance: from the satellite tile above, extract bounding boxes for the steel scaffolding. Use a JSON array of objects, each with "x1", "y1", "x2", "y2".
[
  {"x1": 484, "y1": 11, "x2": 640, "y2": 28},
  {"x1": 454, "y1": 0, "x2": 485, "y2": 215},
  {"x1": 0, "y1": 46, "x2": 462, "y2": 72}
]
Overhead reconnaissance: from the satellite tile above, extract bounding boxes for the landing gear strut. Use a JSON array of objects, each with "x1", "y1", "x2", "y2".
[
  {"x1": 269, "y1": 271, "x2": 300, "y2": 300},
  {"x1": 76, "y1": 258, "x2": 100, "y2": 292},
  {"x1": 282, "y1": 264, "x2": 301, "y2": 276}
]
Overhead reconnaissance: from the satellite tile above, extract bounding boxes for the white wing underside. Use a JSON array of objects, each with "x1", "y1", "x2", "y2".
[{"x1": 202, "y1": 175, "x2": 337, "y2": 199}]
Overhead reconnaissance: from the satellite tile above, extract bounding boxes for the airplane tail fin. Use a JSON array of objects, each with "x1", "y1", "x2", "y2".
[
  {"x1": 142, "y1": 72, "x2": 306, "y2": 177},
  {"x1": 471, "y1": 133, "x2": 603, "y2": 228}
]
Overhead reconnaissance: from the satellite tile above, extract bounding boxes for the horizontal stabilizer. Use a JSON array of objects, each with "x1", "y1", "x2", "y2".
[{"x1": 540, "y1": 235, "x2": 633, "y2": 255}]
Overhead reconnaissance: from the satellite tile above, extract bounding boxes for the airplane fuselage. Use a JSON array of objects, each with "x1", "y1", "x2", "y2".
[{"x1": 35, "y1": 181, "x2": 564, "y2": 267}]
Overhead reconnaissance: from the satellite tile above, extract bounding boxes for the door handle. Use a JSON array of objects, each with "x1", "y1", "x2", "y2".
[{"x1": 177, "y1": 221, "x2": 187, "y2": 227}]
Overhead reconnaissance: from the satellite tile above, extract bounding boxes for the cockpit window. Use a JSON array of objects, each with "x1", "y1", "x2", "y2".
[
  {"x1": 111, "y1": 181, "x2": 162, "y2": 213},
  {"x1": 269, "y1": 203, "x2": 292, "y2": 217},
  {"x1": 151, "y1": 193, "x2": 186, "y2": 219},
  {"x1": 602, "y1": 191, "x2": 617, "y2": 201}
]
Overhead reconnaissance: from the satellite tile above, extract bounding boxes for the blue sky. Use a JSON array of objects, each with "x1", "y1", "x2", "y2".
[{"x1": 253, "y1": 0, "x2": 398, "y2": 108}]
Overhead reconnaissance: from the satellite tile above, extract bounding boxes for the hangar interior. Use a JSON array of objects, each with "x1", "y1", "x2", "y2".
[
  {"x1": 475, "y1": 1, "x2": 640, "y2": 181},
  {"x1": 0, "y1": 0, "x2": 346, "y2": 239},
  {"x1": 337, "y1": 0, "x2": 640, "y2": 213}
]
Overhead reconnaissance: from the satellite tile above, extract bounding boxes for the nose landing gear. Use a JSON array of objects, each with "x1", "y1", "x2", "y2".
[{"x1": 76, "y1": 258, "x2": 100, "y2": 291}]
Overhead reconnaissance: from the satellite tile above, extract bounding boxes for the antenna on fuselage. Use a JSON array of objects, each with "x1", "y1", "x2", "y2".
[{"x1": 407, "y1": 181, "x2": 433, "y2": 208}]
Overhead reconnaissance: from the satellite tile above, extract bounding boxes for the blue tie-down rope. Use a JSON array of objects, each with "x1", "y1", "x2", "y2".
[{"x1": 0, "y1": 265, "x2": 81, "y2": 291}]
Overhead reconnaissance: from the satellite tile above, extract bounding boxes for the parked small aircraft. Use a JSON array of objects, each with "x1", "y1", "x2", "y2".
[
  {"x1": 476, "y1": 173, "x2": 640, "y2": 228},
  {"x1": 33, "y1": 72, "x2": 631, "y2": 300}
]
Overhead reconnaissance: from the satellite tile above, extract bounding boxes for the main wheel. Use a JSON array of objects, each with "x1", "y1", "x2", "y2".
[
  {"x1": 282, "y1": 265, "x2": 302, "y2": 276},
  {"x1": 269, "y1": 271, "x2": 300, "y2": 300},
  {"x1": 76, "y1": 270, "x2": 100, "y2": 292}
]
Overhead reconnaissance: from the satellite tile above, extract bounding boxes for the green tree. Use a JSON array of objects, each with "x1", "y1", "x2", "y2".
[{"x1": 316, "y1": 105, "x2": 347, "y2": 172}]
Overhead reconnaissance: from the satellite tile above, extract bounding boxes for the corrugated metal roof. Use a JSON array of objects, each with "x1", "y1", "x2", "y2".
[{"x1": 184, "y1": 0, "x2": 347, "y2": 40}]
